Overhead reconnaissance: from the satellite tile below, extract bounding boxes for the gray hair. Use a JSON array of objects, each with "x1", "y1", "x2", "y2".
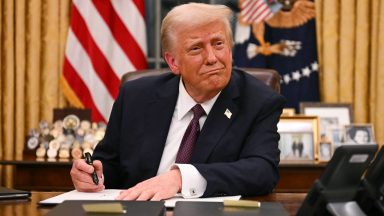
[{"x1": 160, "y1": 3, "x2": 233, "y2": 53}]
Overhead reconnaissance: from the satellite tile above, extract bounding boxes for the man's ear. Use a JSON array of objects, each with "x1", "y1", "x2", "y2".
[{"x1": 164, "y1": 52, "x2": 180, "y2": 75}]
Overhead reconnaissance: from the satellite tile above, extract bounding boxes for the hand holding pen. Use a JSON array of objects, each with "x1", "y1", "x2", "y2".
[{"x1": 70, "y1": 152, "x2": 104, "y2": 192}]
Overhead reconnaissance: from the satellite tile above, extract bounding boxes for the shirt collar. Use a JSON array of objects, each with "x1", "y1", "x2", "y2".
[{"x1": 176, "y1": 78, "x2": 220, "y2": 120}]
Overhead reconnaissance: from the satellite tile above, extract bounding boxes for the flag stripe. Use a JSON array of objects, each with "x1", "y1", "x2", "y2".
[
  {"x1": 132, "y1": 0, "x2": 145, "y2": 18},
  {"x1": 256, "y1": 8, "x2": 272, "y2": 22},
  {"x1": 240, "y1": 0, "x2": 274, "y2": 24},
  {"x1": 254, "y1": 7, "x2": 272, "y2": 23},
  {"x1": 63, "y1": 0, "x2": 147, "y2": 122},
  {"x1": 248, "y1": 3, "x2": 268, "y2": 23},
  {"x1": 73, "y1": 0, "x2": 136, "y2": 78},
  {"x1": 111, "y1": 0, "x2": 147, "y2": 58},
  {"x1": 242, "y1": 0, "x2": 260, "y2": 21},
  {"x1": 63, "y1": 58, "x2": 105, "y2": 121},
  {"x1": 70, "y1": 5, "x2": 120, "y2": 99},
  {"x1": 93, "y1": 0, "x2": 147, "y2": 71},
  {"x1": 65, "y1": 29, "x2": 115, "y2": 121}
]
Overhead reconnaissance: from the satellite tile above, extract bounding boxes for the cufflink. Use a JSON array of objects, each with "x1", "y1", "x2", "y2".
[{"x1": 189, "y1": 188, "x2": 196, "y2": 196}]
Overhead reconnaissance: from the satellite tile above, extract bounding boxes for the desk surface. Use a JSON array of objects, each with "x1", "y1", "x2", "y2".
[{"x1": 0, "y1": 191, "x2": 306, "y2": 216}]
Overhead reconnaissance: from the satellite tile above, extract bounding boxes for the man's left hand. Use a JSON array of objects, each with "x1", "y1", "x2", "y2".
[{"x1": 116, "y1": 169, "x2": 182, "y2": 201}]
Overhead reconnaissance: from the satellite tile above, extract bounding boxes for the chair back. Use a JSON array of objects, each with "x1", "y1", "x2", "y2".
[{"x1": 121, "y1": 68, "x2": 281, "y2": 93}]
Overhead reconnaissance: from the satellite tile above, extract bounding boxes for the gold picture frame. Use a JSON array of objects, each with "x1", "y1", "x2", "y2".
[
  {"x1": 281, "y1": 108, "x2": 296, "y2": 116},
  {"x1": 277, "y1": 116, "x2": 320, "y2": 163}
]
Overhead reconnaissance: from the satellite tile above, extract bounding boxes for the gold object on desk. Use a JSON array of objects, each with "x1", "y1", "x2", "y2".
[
  {"x1": 82, "y1": 203, "x2": 126, "y2": 214},
  {"x1": 223, "y1": 200, "x2": 261, "y2": 208}
]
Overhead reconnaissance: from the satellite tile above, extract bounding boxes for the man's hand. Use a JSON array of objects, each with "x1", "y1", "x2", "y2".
[
  {"x1": 116, "y1": 169, "x2": 182, "y2": 201},
  {"x1": 70, "y1": 159, "x2": 105, "y2": 192}
]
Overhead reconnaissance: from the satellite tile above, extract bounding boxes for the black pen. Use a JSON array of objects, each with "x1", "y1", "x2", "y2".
[{"x1": 84, "y1": 152, "x2": 99, "y2": 185}]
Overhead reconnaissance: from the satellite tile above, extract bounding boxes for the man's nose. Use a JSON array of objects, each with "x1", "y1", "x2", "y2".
[{"x1": 205, "y1": 46, "x2": 218, "y2": 65}]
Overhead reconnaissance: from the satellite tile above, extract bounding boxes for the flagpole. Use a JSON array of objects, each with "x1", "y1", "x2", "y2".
[{"x1": 154, "y1": 0, "x2": 162, "y2": 69}]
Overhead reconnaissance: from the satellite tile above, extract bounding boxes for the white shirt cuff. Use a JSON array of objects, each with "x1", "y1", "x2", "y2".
[{"x1": 172, "y1": 164, "x2": 207, "y2": 198}]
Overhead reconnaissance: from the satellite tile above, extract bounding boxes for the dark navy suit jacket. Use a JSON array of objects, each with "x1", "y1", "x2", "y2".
[{"x1": 93, "y1": 68, "x2": 285, "y2": 197}]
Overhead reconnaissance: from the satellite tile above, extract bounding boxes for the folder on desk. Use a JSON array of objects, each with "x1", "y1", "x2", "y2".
[
  {"x1": 173, "y1": 201, "x2": 288, "y2": 216},
  {"x1": 0, "y1": 186, "x2": 31, "y2": 200},
  {"x1": 46, "y1": 200, "x2": 165, "y2": 216}
]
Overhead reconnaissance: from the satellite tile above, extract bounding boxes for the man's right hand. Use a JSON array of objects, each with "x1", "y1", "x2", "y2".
[{"x1": 70, "y1": 159, "x2": 105, "y2": 192}]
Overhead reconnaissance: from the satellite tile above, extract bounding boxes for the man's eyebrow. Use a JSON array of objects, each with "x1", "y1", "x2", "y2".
[
  {"x1": 211, "y1": 33, "x2": 226, "y2": 40},
  {"x1": 184, "y1": 40, "x2": 203, "y2": 49}
]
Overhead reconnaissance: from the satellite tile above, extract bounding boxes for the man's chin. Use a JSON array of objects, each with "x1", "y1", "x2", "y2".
[{"x1": 205, "y1": 78, "x2": 228, "y2": 90}]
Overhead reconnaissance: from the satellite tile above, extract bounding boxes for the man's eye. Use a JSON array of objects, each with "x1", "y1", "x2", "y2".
[
  {"x1": 215, "y1": 41, "x2": 224, "y2": 47},
  {"x1": 188, "y1": 46, "x2": 201, "y2": 53},
  {"x1": 191, "y1": 47, "x2": 200, "y2": 51}
]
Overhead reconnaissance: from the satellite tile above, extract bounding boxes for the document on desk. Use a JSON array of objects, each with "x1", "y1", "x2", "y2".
[{"x1": 39, "y1": 189, "x2": 241, "y2": 208}]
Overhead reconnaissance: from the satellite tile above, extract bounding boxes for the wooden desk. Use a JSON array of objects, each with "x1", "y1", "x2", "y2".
[
  {"x1": 0, "y1": 191, "x2": 306, "y2": 216},
  {"x1": 277, "y1": 163, "x2": 326, "y2": 192},
  {"x1": 0, "y1": 157, "x2": 326, "y2": 192},
  {"x1": 0, "y1": 157, "x2": 74, "y2": 191}
]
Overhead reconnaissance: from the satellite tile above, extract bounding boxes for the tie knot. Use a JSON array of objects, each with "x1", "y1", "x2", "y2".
[{"x1": 191, "y1": 104, "x2": 205, "y2": 119}]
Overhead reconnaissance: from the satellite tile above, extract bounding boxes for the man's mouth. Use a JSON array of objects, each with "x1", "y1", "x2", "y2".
[{"x1": 203, "y1": 68, "x2": 224, "y2": 75}]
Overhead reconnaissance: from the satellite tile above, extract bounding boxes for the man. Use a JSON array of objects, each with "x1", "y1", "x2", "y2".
[{"x1": 70, "y1": 3, "x2": 285, "y2": 201}]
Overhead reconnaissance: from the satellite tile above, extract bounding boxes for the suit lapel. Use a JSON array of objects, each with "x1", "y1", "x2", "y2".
[
  {"x1": 191, "y1": 78, "x2": 240, "y2": 163},
  {"x1": 142, "y1": 76, "x2": 179, "y2": 173}
]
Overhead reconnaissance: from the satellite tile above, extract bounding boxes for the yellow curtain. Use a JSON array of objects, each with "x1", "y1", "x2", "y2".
[
  {"x1": 316, "y1": 0, "x2": 384, "y2": 146},
  {"x1": 0, "y1": 0, "x2": 71, "y2": 186}
]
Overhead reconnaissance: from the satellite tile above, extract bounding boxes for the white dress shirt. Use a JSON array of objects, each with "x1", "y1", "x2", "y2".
[{"x1": 156, "y1": 78, "x2": 220, "y2": 198}]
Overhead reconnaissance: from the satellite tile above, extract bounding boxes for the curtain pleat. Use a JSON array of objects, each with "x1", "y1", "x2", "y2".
[
  {"x1": 354, "y1": 0, "x2": 370, "y2": 123},
  {"x1": 26, "y1": 0, "x2": 42, "y2": 136},
  {"x1": 321, "y1": 0, "x2": 339, "y2": 102},
  {"x1": 15, "y1": 0, "x2": 27, "y2": 160},
  {"x1": 41, "y1": 0, "x2": 59, "y2": 123},
  {"x1": 339, "y1": 0, "x2": 355, "y2": 102}
]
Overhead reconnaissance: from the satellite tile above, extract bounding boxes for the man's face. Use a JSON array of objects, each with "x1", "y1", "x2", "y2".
[
  {"x1": 164, "y1": 21, "x2": 232, "y2": 102},
  {"x1": 354, "y1": 130, "x2": 369, "y2": 144}
]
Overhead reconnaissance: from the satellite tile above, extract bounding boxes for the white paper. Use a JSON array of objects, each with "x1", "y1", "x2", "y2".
[
  {"x1": 39, "y1": 189, "x2": 122, "y2": 204},
  {"x1": 39, "y1": 189, "x2": 241, "y2": 208}
]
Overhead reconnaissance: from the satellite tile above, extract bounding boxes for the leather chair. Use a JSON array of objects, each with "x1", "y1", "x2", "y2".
[{"x1": 121, "y1": 67, "x2": 281, "y2": 93}]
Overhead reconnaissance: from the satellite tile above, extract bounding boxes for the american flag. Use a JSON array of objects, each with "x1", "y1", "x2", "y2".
[
  {"x1": 240, "y1": 0, "x2": 282, "y2": 24},
  {"x1": 62, "y1": 0, "x2": 147, "y2": 122}
]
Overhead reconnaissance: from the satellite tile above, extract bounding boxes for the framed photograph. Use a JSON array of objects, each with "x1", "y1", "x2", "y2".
[
  {"x1": 300, "y1": 102, "x2": 352, "y2": 150},
  {"x1": 344, "y1": 124, "x2": 376, "y2": 144},
  {"x1": 318, "y1": 139, "x2": 333, "y2": 162},
  {"x1": 277, "y1": 116, "x2": 319, "y2": 163}
]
